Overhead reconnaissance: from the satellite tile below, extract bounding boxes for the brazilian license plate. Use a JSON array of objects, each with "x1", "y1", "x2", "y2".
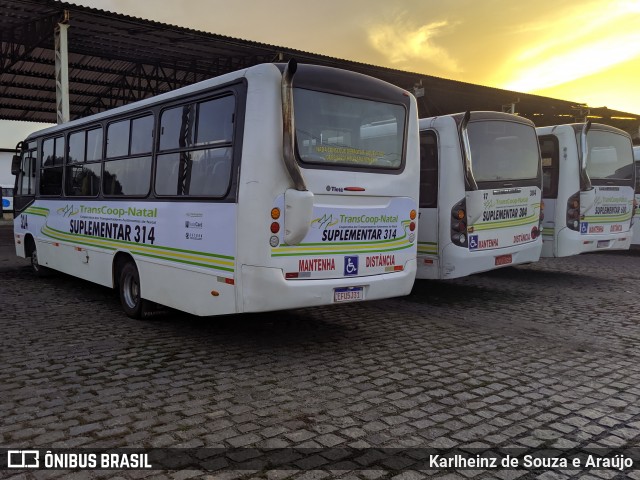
[
  {"x1": 495, "y1": 254, "x2": 512, "y2": 266},
  {"x1": 333, "y1": 286, "x2": 364, "y2": 303}
]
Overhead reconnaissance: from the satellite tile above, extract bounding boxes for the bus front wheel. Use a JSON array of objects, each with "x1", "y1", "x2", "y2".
[
  {"x1": 29, "y1": 240, "x2": 51, "y2": 277},
  {"x1": 119, "y1": 262, "x2": 148, "y2": 319}
]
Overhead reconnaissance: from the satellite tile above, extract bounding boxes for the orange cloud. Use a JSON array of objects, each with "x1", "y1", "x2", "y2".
[{"x1": 368, "y1": 17, "x2": 462, "y2": 74}]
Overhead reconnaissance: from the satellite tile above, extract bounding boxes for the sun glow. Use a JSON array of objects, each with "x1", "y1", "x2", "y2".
[{"x1": 500, "y1": 0, "x2": 640, "y2": 105}]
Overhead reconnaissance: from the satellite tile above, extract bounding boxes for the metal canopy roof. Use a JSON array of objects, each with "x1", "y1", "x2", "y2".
[{"x1": 1, "y1": 0, "x2": 638, "y2": 139}]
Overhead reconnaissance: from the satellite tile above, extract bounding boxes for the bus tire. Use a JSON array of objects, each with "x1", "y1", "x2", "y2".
[
  {"x1": 28, "y1": 239, "x2": 52, "y2": 277},
  {"x1": 119, "y1": 261, "x2": 148, "y2": 319}
]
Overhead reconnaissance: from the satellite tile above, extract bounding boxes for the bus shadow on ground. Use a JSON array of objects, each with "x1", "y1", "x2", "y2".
[
  {"x1": 407, "y1": 280, "x2": 522, "y2": 307},
  {"x1": 408, "y1": 265, "x2": 606, "y2": 307},
  {"x1": 13, "y1": 265, "x2": 350, "y2": 347},
  {"x1": 477, "y1": 265, "x2": 602, "y2": 286},
  {"x1": 139, "y1": 305, "x2": 352, "y2": 349}
]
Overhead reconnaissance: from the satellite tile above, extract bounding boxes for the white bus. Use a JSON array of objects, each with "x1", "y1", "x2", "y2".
[
  {"x1": 537, "y1": 123, "x2": 635, "y2": 257},
  {"x1": 12, "y1": 61, "x2": 420, "y2": 318},
  {"x1": 632, "y1": 145, "x2": 640, "y2": 244},
  {"x1": 417, "y1": 111, "x2": 543, "y2": 279}
]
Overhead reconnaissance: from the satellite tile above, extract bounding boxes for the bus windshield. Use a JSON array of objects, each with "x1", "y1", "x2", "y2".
[
  {"x1": 293, "y1": 89, "x2": 405, "y2": 169},
  {"x1": 467, "y1": 120, "x2": 540, "y2": 183},
  {"x1": 581, "y1": 130, "x2": 634, "y2": 181}
]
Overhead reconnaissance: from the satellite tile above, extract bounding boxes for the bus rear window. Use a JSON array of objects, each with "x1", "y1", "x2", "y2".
[
  {"x1": 582, "y1": 130, "x2": 633, "y2": 181},
  {"x1": 293, "y1": 89, "x2": 405, "y2": 170},
  {"x1": 467, "y1": 121, "x2": 539, "y2": 182}
]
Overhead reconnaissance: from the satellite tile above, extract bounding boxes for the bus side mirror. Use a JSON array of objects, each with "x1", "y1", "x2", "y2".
[
  {"x1": 284, "y1": 188, "x2": 314, "y2": 245},
  {"x1": 11, "y1": 155, "x2": 21, "y2": 175}
]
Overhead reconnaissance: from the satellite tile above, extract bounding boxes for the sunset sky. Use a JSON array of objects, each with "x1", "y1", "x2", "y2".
[{"x1": 3, "y1": 0, "x2": 640, "y2": 143}]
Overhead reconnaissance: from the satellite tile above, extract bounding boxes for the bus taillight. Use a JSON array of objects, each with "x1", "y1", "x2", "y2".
[
  {"x1": 566, "y1": 192, "x2": 580, "y2": 231},
  {"x1": 531, "y1": 226, "x2": 540, "y2": 239},
  {"x1": 451, "y1": 198, "x2": 468, "y2": 247}
]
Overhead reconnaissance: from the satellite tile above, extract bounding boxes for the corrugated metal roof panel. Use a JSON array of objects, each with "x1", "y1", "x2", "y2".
[{"x1": 0, "y1": 0, "x2": 638, "y2": 138}]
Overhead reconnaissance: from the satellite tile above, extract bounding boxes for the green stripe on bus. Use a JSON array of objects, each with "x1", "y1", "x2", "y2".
[
  {"x1": 42, "y1": 228, "x2": 117, "y2": 251},
  {"x1": 582, "y1": 214, "x2": 632, "y2": 223},
  {"x1": 417, "y1": 242, "x2": 438, "y2": 254},
  {"x1": 42, "y1": 226, "x2": 234, "y2": 272},
  {"x1": 271, "y1": 243, "x2": 414, "y2": 257},
  {"x1": 45, "y1": 225, "x2": 235, "y2": 261},
  {"x1": 133, "y1": 251, "x2": 235, "y2": 272},
  {"x1": 471, "y1": 214, "x2": 539, "y2": 231},
  {"x1": 42, "y1": 226, "x2": 233, "y2": 268},
  {"x1": 275, "y1": 231, "x2": 412, "y2": 248}
]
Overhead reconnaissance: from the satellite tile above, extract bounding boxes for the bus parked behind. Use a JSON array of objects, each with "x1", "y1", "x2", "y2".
[
  {"x1": 537, "y1": 123, "x2": 635, "y2": 257},
  {"x1": 417, "y1": 111, "x2": 543, "y2": 280},
  {"x1": 631, "y1": 146, "x2": 640, "y2": 244},
  {"x1": 1, "y1": 184, "x2": 13, "y2": 215},
  {"x1": 11, "y1": 61, "x2": 420, "y2": 318}
]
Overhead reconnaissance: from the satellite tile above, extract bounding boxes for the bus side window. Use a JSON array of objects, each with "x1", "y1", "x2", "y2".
[
  {"x1": 66, "y1": 128, "x2": 102, "y2": 197},
  {"x1": 538, "y1": 135, "x2": 559, "y2": 199},
  {"x1": 155, "y1": 95, "x2": 234, "y2": 197},
  {"x1": 40, "y1": 136, "x2": 64, "y2": 196},
  {"x1": 419, "y1": 130, "x2": 438, "y2": 208},
  {"x1": 104, "y1": 114, "x2": 153, "y2": 197},
  {"x1": 196, "y1": 96, "x2": 234, "y2": 145}
]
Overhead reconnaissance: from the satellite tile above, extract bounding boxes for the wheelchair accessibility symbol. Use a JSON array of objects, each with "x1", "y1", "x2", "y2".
[
  {"x1": 580, "y1": 222, "x2": 588, "y2": 234},
  {"x1": 468, "y1": 235, "x2": 479, "y2": 250},
  {"x1": 344, "y1": 256, "x2": 359, "y2": 276}
]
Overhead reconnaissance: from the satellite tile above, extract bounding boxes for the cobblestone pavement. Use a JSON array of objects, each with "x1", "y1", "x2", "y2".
[{"x1": 1, "y1": 223, "x2": 640, "y2": 480}]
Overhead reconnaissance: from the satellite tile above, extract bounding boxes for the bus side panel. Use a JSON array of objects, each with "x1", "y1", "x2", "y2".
[
  {"x1": 124, "y1": 201, "x2": 238, "y2": 316},
  {"x1": 139, "y1": 261, "x2": 236, "y2": 316},
  {"x1": 436, "y1": 123, "x2": 467, "y2": 279},
  {"x1": 545, "y1": 127, "x2": 581, "y2": 257},
  {"x1": 14, "y1": 199, "x2": 238, "y2": 315},
  {"x1": 541, "y1": 198, "x2": 557, "y2": 257},
  {"x1": 633, "y1": 191, "x2": 640, "y2": 244},
  {"x1": 416, "y1": 207, "x2": 439, "y2": 279}
]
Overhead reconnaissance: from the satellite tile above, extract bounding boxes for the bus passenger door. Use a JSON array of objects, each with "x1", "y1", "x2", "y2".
[
  {"x1": 13, "y1": 146, "x2": 37, "y2": 215},
  {"x1": 417, "y1": 130, "x2": 439, "y2": 279}
]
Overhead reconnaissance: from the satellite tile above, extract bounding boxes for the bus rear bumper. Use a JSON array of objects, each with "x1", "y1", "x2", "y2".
[
  {"x1": 436, "y1": 240, "x2": 542, "y2": 280},
  {"x1": 240, "y1": 259, "x2": 417, "y2": 313},
  {"x1": 555, "y1": 228, "x2": 632, "y2": 257}
]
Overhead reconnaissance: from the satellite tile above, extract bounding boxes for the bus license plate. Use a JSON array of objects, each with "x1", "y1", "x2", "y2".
[
  {"x1": 495, "y1": 254, "x2": 512, "y2": 266},
  {"x1": 597, "y1": 240, "x2": 610, "y2": 248},
  {"x1": 334, "y1": 286, "x2": 364, "y2": 303}
]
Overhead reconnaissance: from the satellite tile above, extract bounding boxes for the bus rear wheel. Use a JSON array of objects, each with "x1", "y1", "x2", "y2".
[{"x1": 119, "y1": 262, "x2": 148, "y2": 319}]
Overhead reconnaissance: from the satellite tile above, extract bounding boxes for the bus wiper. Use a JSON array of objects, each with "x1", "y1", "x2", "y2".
[
  {"x1": 281, "y1": 59, "x2": 307, "y2": 192},
  {"x1": 579, "y1": 120, "x2": 593, "y2": 191},
  {"x1": 281, "y1": 58, "x2": 314, "y2": 246},
  {"x1": 459, "y1": 111, "x2": 478, "y2": 190}
]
